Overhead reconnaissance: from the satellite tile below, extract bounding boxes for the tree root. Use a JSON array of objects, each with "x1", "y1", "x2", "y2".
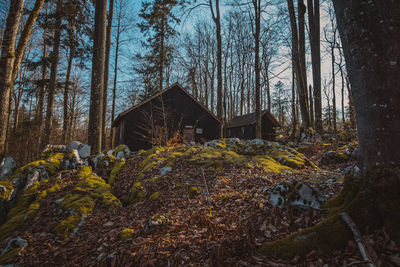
[{"x1": 260, "y1": 167, "x2": 400, "y2": 260}]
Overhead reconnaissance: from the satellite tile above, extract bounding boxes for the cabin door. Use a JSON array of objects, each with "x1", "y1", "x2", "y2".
[{"x1": 183, "y1": 128, "x2": 194, "y2": 141}]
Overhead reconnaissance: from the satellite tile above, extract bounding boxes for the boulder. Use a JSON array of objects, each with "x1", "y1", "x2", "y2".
[
  {"x1": 0, "y1": 157, "x2": 16, "y2": 179},
  {"x1": 269, "y1": 181, "x2": 327, "y2": 210},
  {"x1": 0, "y1": 237, "x2": 27, "y2": 257},
  {"x1": 67, "y1": 141, "x2": 91, "y2": 159}
]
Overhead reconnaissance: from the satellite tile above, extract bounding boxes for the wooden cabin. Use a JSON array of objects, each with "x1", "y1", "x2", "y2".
[
  {"x1": 112, "y1": 83, "x2": 221, "y2": 151},
  {"x1": 225, "y1": 110, "x2": 279, "y2": 140}
]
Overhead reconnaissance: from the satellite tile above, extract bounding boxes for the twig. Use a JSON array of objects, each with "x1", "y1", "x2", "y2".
[
  {"x1": 340, "y1": 212, "x2": 375, "y2": 267},
  {"x1": 200, "y1": 168, "x2": 212, "y2": 216}
]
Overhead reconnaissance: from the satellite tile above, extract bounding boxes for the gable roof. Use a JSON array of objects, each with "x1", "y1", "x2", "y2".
[
  {"x1": 226, "y1": 110, "x2": 280, "y2": 128},
  {"x1": 112, "y1": 82, "x2": 221, "y2": 127}
]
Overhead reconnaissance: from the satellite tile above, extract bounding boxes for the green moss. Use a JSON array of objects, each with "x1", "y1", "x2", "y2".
[
  {"x1": 18, "y1": 152, "x2": 64, "y2": 176},
  {"x1": 0, "y1": 247, "x2": 22, "y2": 264},
  {"x1": 113, "y1": 144, "x2": 128, "y2": 155},
  {"x1": 252, "y1": 155, "x2": 291, "y2": 173},
  {"x1": 260, "y1": 215, "x2": 351, "y2": 260},
  {"x1": 55, "y1": 214, "x2": 81, "y2": 238},
  {"x1": 59, "y1": 194, "x2": 95, "y2": 215},
  {"x1": 175, "y1": 182, "x2": 184, "y2": 189},
  {"x1": 188, "y1": 186, "x2": 200, "y2": 198},
  {"x1": 109, "y1": 160, "x2": 125, "y2": 185},
  {"x1": 121, "y1": 228, "x2": 134, "y2": 241},
  {"x1": 149, "y1": 191, "x2": 160, "y2": 201},
  {"x1": 203, "y1": 160, "x2": 223, "y2": 172},
  {"x1": 0, "y1": 179, "x2": 15, "y2": 200},
  {"x1": 124, "y1": 182, "x2": 145, "y2": 204}
]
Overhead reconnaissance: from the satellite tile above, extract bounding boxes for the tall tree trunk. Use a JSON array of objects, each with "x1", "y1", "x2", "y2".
[
  {"x1": 209, "y1": 0, "x2": 223, "y2": 137},
  {"x1": 298, "y1": 0, "x2": 309, "y2": 123},
  {"x1": 287, "y1": 0, "x2": 310, "y2": 129},
  {"x1": 102, "y1": 0, "x2": 114, "y2": 150},
  {"x1": 35, "y1": 25, "x2": 47, "y2": 130},
  {"x1": 63, "y1": 20, "x2": 74, "y2": 144},
  {"x1": 0, "y1": 0, "x2": 25, "y2": 157},
  {"x1": 110, "y1": 10, "x2": 121, "y2": 148},
  {"x1": 253, "y1": 0, "x2": 262, "y2": 139},
  {"x1": 309, "y1": 85, "x2": 314, "y2": 127},
  {"x1": 307, "y1": 0, "x2": 322, "y2": 133},
  {"x1": 88, "y1": 0, "x2": 107, "y2": 155},
  {"x1": 43, "y1": 0, "x2": 63, "y2": 147},
  {"x1": 331, "y1": 45, "x2": 337, "y2": 134}
]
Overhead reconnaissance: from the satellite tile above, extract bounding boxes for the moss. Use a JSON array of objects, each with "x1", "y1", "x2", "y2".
[
  {"x1": 121, "y1": 228, "x2": 134, "y2": 241},
  {"x1": 59, "y1": 194, "x2": 95, "y2": 215},
  {"x1": 182, "y1": 146, "x2": 201, "y2": 156},
  {"x1": 138, "y1": 156, "x2": 161, "y2": 172},
  {"x1": 252, "y1": 155, "x2": 291, "y2": 173},
  {"x1": 55, "y1": 215, "x2": 81, "y2": 238},
  {"x1": 18, "y1": 152, "x2": 64, "y2": 176},
  {"x1": 124, "y1": 182, "x2": 145, "y2": 204},
  {"x1": 188, "y1": 186, "x2": 200, "y2": 198},
  {"x1": 175, "y1": 182, "x2": 184, "y2": 189},
  {"x1": 149, "y1": 191, "x2": 160, "y2": 201},
  {"x1": 113, "y1": 144, "x2": 128, "y2": 155},
  {"x1": 260, "y1": 215, "x2": 351, "y2": 260},
  {"x1": 109, "y1": 160, "x2": 125, "y2": 185},
  {"x1": 203, "y1": 160, "x2": 223, "y2": 172},
  {"x1": 0, "y1": 247, "x2": 22, "y2": 264},
  {"x1": 0, "y1": 178, "x2": 15, "y2": 200}
]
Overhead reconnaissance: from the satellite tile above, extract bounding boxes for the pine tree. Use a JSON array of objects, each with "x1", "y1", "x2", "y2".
[{"x1": 137, "y1": 0, "x2": 179, "y2": 97}]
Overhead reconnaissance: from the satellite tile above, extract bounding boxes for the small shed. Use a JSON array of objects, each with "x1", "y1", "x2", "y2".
[
  {"x1": 112, "y1": 83, "x2": 221, "y2": 151},
  {"x1": 225, "y1": 110, "x2": 279, "y2": 140}
]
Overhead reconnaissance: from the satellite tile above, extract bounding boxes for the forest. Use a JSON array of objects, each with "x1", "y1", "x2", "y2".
[{"x1": 0, "y1": 0, "x2": 399, "y2": 266}]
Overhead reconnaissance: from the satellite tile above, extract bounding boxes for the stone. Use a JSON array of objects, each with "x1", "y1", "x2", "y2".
[
  {"x1": 116, "y1": 151, "x2": 125, "y2": 161},
  {"x1": 160, "y1": 166, "x2": 172, "y2": 176},
  {"x1": 0, "y1": 185, "x2": 6, "y2": 194},
  {"x1": 269, "y1": 181, "x2": 327, "y2": 210},
  {"x1": 24, "y1": 170, "x2": 40, "y2": 191},
  {"x1": 1, "y1": 237, "x2": 27, "y2": 257},
  {"x1": 67, "y1": 141, "x2": 91, "y2": 159},
  {"x1": 0, "y1": 157, "x2": 16, "y2": 179}
]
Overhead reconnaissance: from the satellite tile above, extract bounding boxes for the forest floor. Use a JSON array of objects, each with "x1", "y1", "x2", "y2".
[{"x1": 1, "y1": 140, "x2": 400, "y2": 266}]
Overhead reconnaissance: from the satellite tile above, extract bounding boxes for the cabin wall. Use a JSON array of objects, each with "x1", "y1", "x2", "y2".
[{"x1": 113, "y1": 86, "x2": 221, "y2": 151}]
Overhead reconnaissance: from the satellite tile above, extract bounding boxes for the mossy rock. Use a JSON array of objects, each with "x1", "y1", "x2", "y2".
[
  {"x1": 188, "y1": 186, "x2": 200, "y2": 198},
  {"x1": 252, "y1": 155, "x2": 292, "y2": 174},
  {"x1": 120, "y1": 228, "x2": 134, "y2": 241},
  {"x1": 149, "y1": 191, "x2": 160, "y2": 201},
  {"x1": 0, "y1": 179, "x2": 15, "y2": 200},
  {"x1": 109, "y1": 160, "x2": 125, "y2": 185},
  {"x1": 0, "y1": 247, "x2": 22, "y2": 265}
]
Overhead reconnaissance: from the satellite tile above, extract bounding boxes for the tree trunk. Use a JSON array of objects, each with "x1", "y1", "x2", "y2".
[
  {"x1": 88, "y1": 0, "x2": 107, "y2": 155},
  {"x1": 253, "y1": 0, "x2": 262, "y2": 139},
  {"x1": 287, "y1": 0, "x2": 310, "y2": 129},
  {"x1": 345, "y1": 76, "x2": 356, "y2": 130},
  {"x1": 298, "y1": 0, "x2": 309, "y2": 125},
  {"x1": 307, "y1": 0, "x2": 322, "y2": 133},
  {"x1": 110, "y1": 10, "x2": 121, "y2": 148},
  {"x1": 331, "y1": 45, "x2": 337, "y2": 134},
  {"x1": 102, "y1": 0, "x2": 114, "y2": 150},
  {"x1": 63, "y1": 20, "x2": 74, "y2": 144},
  {"x1": 334, "y1": 0, "x2": 400, "y2": 174},
  {"x1": 43, "y1": 0, "x2": 63, "y2": 147},
  {"x1": 0, "y1": 0, "x2": 25, "y2": 157},
  {"x1": 309, "y1": 85, "x2": 314, "y2": 127}
]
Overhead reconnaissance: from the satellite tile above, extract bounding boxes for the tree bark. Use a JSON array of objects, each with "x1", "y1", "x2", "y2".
[
  {"x1": 0, "y1": 0, "x2": 25, "y2": 157},
  {"x1": 88, "y1": 0, "x2": 107, "y2": 155},
  {"x1": 63, "y1": 20, "x2": 74, "y2": 144},
  {"x1": 43, "y1": 0, "x2": 63, "y2": 147},
  {"x1": 253, "y1": 0, "x2": 262, "y2": 139},
  {"x1": 101, "y1": 0, "x2": 114, "y2": 150},
  {"x1": 333, "y1": 0, "x2": 400, "y2": 174},
  {"x1": 307, "y1": 0, "x2": 322, "y2": 133},
  {"x1": 287, "y1": 0, "x2": 310, "y2": 129}
]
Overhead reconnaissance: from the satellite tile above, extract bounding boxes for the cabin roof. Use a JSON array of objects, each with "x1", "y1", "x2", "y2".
[
  {"x1": 226, "y1": 110, "x2": 280, "y2": 128},
  {"x1": 112, "y1": 82, "x2": 221, "y2": 127}
]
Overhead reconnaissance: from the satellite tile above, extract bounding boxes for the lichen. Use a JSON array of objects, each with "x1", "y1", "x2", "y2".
[
  {"x1": 252, "y1": 155, "x2": 292, "y2": 173},
  {"x1": 121, "y1": 228, "x2": 134, "y2": 241},
  {"x1": 109, "y1": 160, "x2": 125, "y2": 185},
  {"x1": 188, "y1": 186, "x2": 200, "y2": 198},
  {"x1": 0, "y1": 178, "x2": 15, "y2": 200},
  {"x1": 149, "y1": 191, "x2": 160, "y2": 201}
]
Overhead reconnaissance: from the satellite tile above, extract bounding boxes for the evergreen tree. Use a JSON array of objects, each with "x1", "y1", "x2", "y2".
[{"x1": 136, "y1": 0, "x2": 179, "y2": 98}]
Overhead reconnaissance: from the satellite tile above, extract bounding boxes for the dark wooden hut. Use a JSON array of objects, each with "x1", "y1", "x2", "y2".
[
  {"x1": 112, "y1": 83, "x2": 221, "y2": 151},
  {"x1": 225, "y1": 110, "x2": 279, "y2": 140}
]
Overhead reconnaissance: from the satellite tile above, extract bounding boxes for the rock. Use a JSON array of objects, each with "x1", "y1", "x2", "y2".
[
  {"x1": 269, "y1": 181, "x2": 327, "y2": 210},
  {"x1": 67, "y1": 141, "x2": 91, "y2": 159},
  {"x1": 0, "y1": 157, "x2": 16, "y2": 179},
  {"x1": 55, "y1": 198, "x2": 64, "y2": 204},
  {"x1": 0, "y1": 185, "x2": 6, "y2": 194},
  {"x1": 300, "y1": 128, "x2": 322, "y2": 143},
  {"x1": 42, "y1": 144, "x2": 67, "y2": 154},
  {"x1": 24, "y1": 170, "x2": 40, "y2": 191},
  {"x1": 116, "y1": 151, "x2": 125, "y2": 161},
  {"x1": 320, "y1": 150, "x2": 350, "y2": 165},
  {"x1": 160, "y1": 166, "x2": 172, "y2": 176},
  {"x1": 1, "y1": 237, "x2": 27, "y2": 257}
]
